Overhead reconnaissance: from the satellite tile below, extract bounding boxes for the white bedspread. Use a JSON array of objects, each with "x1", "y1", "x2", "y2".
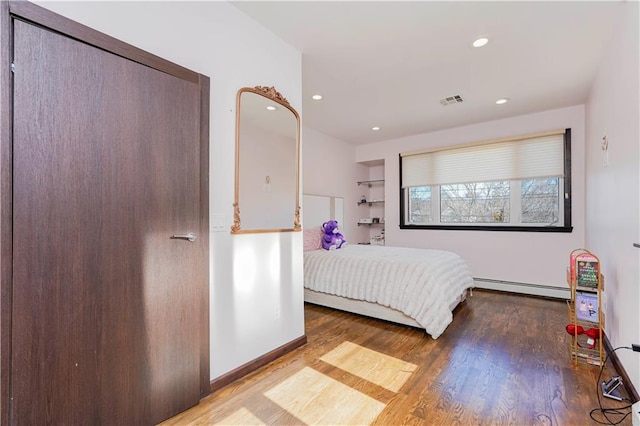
[{"x1": 304, "y1": 245, "x2": 474, "y2": 338}]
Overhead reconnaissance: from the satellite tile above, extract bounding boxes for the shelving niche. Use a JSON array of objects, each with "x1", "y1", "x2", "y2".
[{"x1": 357, "y1": 177, "x2": 384, "y2": 245}]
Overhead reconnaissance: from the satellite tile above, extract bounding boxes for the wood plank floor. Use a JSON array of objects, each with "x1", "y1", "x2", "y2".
[{"x1": 162, "y1": 290, "x2": 633, "y2": 425}]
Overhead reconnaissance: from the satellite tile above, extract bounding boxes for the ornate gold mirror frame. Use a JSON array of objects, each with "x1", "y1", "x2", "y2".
[{"x1": 231, "y1": 86, "x2": 301, "y2": 234}]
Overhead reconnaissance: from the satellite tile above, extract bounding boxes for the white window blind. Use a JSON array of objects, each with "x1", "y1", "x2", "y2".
[{"x1": 401, "y1": 132, "x2": 565, "y2": 188}]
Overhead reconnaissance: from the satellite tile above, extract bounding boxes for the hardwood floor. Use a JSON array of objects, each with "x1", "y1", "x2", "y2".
[{"x1": 162, "y1": 290, "x2": 633, "y2": 425}]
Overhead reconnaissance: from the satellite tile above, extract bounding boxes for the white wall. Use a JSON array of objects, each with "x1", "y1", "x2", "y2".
[
  {"x1": 355, "y1": 106, "x2": 587, "y2": 288},
  {"x1": 585, "y1": 1, "x2": 639, "y2": 391},
  {"x1": 37, "y1": 1, "x2": 304, "y2": 380},
  {"x1": 302, "y1": 126, "x2": 369, "y2": 245}
]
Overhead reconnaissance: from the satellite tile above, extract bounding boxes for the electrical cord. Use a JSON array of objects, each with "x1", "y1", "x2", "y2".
[{"x1": 589, "y1": 346, "x2": 633, "y2": 425}]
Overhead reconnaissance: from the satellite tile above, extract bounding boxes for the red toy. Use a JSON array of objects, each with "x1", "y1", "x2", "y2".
[{"x1": 565, "y1": 324, "x2": 602, "y2": 349}]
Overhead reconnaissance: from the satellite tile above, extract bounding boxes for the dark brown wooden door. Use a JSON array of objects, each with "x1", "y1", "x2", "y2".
[{"x1": 11, "y1": 17, "x2": 206, "y2": 425}]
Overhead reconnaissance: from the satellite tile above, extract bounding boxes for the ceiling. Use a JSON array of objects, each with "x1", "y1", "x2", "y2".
[{"x1": 232, "y1": 1, "x2": 623, "y2": 145}]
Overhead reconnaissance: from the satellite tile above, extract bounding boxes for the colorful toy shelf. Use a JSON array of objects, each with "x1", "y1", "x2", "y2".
[{"x1": 566, "y1": 248, "x2": 604, "y2": 367}]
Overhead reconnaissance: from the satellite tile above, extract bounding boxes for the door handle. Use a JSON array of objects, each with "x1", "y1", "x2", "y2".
[{"x1": 171, "y1": 232, "x2": 197, "y2": 242}]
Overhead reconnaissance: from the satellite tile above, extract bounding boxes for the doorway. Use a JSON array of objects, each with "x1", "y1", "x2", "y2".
[{"x1": 2, "y1": 3, "x2": 209, "y2": 424}]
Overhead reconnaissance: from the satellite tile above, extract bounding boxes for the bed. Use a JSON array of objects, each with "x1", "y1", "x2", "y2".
[{"x1": 303, "y1": 244, "x2": 474, "y2": 339}]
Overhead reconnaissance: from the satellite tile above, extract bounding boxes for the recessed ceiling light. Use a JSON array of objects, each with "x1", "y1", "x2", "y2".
[
  {"x1": 266, "y1": 105, "x2": 277, "y2": 111},
  {"x1": 311, "y1": 94, "x2": 323, "y2": 100},
  {"x1": 372, "y1": 126, "x2": 380, "y2": 131},
  {"x1": 495, "y1": 98, "x2": 510, "y2": 105},
  {"x1": 472, "y1": 37, "x2": 489, "y2": 48}
]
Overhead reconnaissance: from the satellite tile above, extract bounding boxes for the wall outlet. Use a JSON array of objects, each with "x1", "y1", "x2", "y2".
[
  {"x1": 275, "y1": 306, "x2": 280, "y2": 319},
  {"x1": 211, "y1": 213, "x2": 226, "y2": 232}
]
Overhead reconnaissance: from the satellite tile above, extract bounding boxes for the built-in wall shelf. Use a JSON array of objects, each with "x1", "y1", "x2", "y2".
[
  {"x1": 357, "y1": 179, "x2": 384, "y2": 187},
  {"x1": 357, "y1": 200, "x2": 384, "y2": 206},
  {"x1": 357, "y1": 172, "x2": 385, "y2": 245},
  {"x1": 357, "y1": 221, "x2": 385, "y2": 226}
]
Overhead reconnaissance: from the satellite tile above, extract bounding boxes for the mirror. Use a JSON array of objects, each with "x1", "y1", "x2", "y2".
[{"x1": 232, "y1": 86, "x2": 301, "y2": 234}]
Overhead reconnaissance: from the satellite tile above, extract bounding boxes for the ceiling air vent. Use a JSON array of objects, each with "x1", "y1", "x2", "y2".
[{"x1": 440, "y1": 95, "x2": 464, "y2": 106}]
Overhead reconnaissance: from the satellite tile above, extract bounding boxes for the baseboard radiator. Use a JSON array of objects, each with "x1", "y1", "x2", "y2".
[{"x1": 473, "y1": 278, "x2": 570, "y2": 300}]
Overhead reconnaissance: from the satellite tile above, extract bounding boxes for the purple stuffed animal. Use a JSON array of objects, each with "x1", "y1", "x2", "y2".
[{"x1": 322, "y1": 220, "x2": 346, "y2": 250}]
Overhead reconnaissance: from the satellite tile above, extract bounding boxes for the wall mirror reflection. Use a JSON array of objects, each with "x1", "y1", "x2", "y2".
[{"x1": 232, "y1": 86, "x2": 301, "y2": 234}]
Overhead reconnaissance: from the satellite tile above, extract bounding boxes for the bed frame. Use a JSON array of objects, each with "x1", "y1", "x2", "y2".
[
  {"x1": 304, "y1": 288, "x2": 469, "y2": 331},
  {"x1": 305, "y1": 288, "x2": 469, "y2": 329}
]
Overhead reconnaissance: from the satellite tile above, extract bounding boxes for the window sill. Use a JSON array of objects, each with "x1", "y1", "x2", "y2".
[{"x1": 399, "y1": 224, "x2": 573, "y2": 233}]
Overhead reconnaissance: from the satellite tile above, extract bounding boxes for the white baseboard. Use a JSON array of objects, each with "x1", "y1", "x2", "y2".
[{"x1": 474, "y1": 278, "x2": 570, "y2": 299}]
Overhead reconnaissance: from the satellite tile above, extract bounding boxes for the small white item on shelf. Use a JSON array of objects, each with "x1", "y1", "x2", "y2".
[{"x1": 370, "y1": 235, "x2": 385, "y2": 246}]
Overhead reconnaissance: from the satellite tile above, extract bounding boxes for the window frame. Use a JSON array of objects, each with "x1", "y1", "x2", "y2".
[{"x1": 399, "y1": 129, "x2": 572, "y2": 233}]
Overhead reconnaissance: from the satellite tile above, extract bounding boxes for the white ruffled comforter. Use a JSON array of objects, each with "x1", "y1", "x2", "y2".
[{"x1": 304, "y1": 245, "x2": 474, "y2": 338}]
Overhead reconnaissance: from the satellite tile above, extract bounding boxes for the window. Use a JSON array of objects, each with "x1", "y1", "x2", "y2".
[{"x1": 400, "y1": 129, "x2": 571, "y2": 232}]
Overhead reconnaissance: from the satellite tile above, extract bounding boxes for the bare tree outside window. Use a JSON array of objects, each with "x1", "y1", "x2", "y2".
[
  {"x1": 408, "y1": 187, "x2": 431, "y2": 223},
  {"x1": 406, "y1": 178, "x2": 560, "y2": 226},
  {"x1": 521, "y1": 178, "x2": 560, "y2": 224},
  {"x1": 441, "y1": 182, "x2": 510, "y2": 223}
]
